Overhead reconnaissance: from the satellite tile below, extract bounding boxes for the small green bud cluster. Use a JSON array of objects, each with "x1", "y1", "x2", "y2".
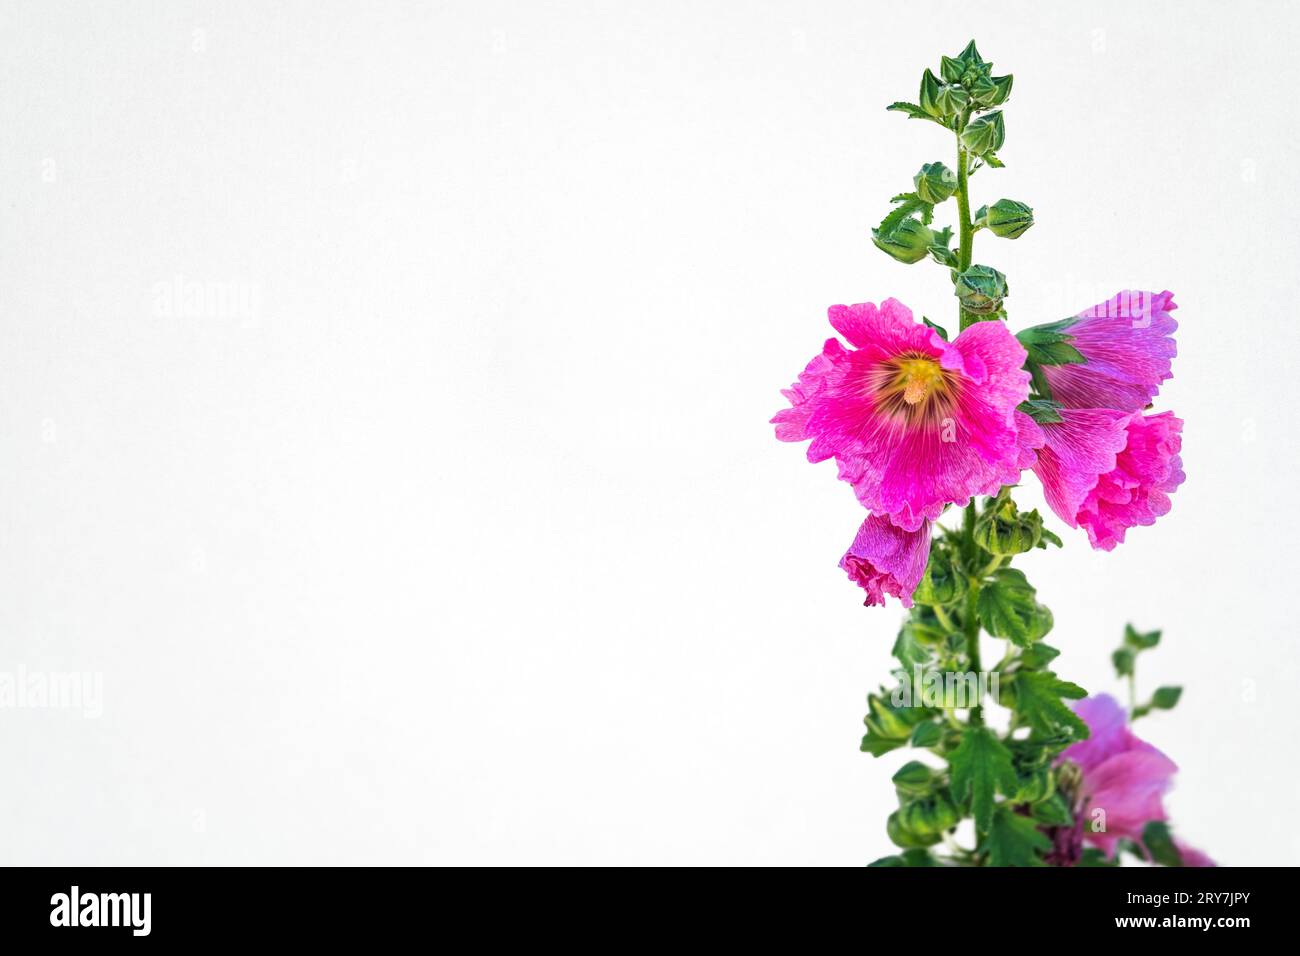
[{"x1": 876, "y1": 41, "x2": 1033, "y2": 332}]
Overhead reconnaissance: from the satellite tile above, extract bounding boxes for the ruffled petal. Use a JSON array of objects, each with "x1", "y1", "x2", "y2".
[
  {"x1": 839, "y1": 514, "x2": 931, "y2": 608},
  {"x1": 1076, "y1": 411, "x2": 1185, "y2": 551},
  {"x1": 1029, "y1": 408, "x2": 1131, "y2": 528},
  {"x1": 1042, "y1": 289, "x2": 1178, "y2": 413}
]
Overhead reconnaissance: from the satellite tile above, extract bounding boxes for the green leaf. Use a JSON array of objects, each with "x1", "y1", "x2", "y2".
[
  {"x1": 1142, "y1": 821, "x2": 1184, "y2": 867},
  {"x1": 1124, "y1": 624, "x2": 1162, "y2": 650},
  {"x1": 886, "y1": 101, "x2": 946, "y2": 125},
  {"x1": 1151, "y1": 685, "x2": 1182, "y2": 709},
  {"x1": 1012, "y1": 671, "x2": 1089, "y2": 739},
  {"x1": 1077, "y1": 847, "x2": 1121, "y2": 867},
  {"x1": 1112, "y1": 646, "x2": 1135, "y2": 678},
  {"x1": 910, "y1": 721, "x2": 943, "y2": 748},
  {"x1": 1018, "y1": 642, "x2": 1060, "y2": 670},
  {"x1": 948, "y1": 726, "x2": 1018, "y2": 833},
  {"x1": 1031, "y1": 792, "x2": 1074, "y2": 826},
  {"x1": 983, "y1": 807, "x2": 1050, "y2": 867},
  {"x1": 976, "y1": 568, "x2": 1053, "y2": 646},
  {"x1": 1016, "y1": 322, "x2": 1085, "y2": 366}
]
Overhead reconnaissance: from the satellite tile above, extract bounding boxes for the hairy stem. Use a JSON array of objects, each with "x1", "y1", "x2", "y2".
[{"x1": 955, "y1": 112, "x2": 975, "y2": 331}]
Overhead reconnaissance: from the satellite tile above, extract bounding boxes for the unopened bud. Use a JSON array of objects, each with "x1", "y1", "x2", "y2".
[
  {"x1": 914, "y1": 162, "x2": 957, "y2": 204},
  {"x1": 954, "y1": 264, "x2": 1008, "y2": 315},
  {"x1": 873, "y1": 217, "x2": 934, "y2": 264}
]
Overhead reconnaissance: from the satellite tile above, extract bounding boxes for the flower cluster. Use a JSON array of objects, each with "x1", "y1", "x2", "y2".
[{"x1": 771, "y1": 41, "x2": 1206, "y2": 867}]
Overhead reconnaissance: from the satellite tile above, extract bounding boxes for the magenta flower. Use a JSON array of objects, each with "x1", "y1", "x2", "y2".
[
  {"x1": 1041, "y1": 290, "x2": 1178, "y2": 413},
  {"x1": 773, "y1": 298, "x2": 1032, "y2": 531},
  {"x1": 1059, "y1": 694, "x2": 1177, "y2": 859},
  {"x1": 840, "y1": 514, "x2": 931, "y2": 608},
  {"x1": 1074, "y1": 411, "x2": 1185, "y2": 551},
  {"x1": 1028, "y1": 407, "x2": 1130, "y2": 530}
]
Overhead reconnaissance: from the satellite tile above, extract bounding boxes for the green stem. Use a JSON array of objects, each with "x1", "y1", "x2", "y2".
[
  {"x1": 962, "y1": 503, "x2": 983, "y2": 729},
  {"x1": 955, "y1": 113, "x2": 975, "y2": 331}
]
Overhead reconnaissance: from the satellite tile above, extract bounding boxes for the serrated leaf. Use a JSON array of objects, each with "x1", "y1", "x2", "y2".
[
  {"x1": 948, "y1": 726, "x2": 1018, "y2": 833},
  {"x1": 1012, "y1": 671, "x2": 1089, "y2": 739},
  {"x1": 886, "y1": 101, "x2": 946, "y2": 125},
  {"x1": 983, "y1": 807, "x2": 1050, "y2": 867},
  {"x1": 877, "y1": 196, "x2": 932, "y2": 237},
  {"x1": 976, "y1": 568, "x2": 1052, "y2": 646}
]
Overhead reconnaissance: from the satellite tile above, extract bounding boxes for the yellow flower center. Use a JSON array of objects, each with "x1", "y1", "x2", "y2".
[
  {"x1": 896, "y1": 356, "x2": 945, "y2": 405},
  {"x1": 870, "y1": 352, "x2": 956, "y2": 425}
]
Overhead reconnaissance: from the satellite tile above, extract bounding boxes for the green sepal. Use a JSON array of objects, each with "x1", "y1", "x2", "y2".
[
  {"x1": 953, "y1": 264, "x2": 1008, "y2": 315},
  {"x1": 1017, "y1": 319, "x2": 1085, "y2": 366},
  {"x1": 919, "y1": 68, "x2": 944, "y2": 118},
  {"x1": 922, "y1": 316, "x2": 949, "y2": 341},
  {"x1": 1018, "y1": 398, "x2": 1063, "y2": 424},
  {"x1": 887, "y1": 809, "x2": 941, "y2": 849}
]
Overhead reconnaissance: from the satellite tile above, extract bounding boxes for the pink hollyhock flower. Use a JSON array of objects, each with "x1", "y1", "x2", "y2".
[
  {"x1": 839, "y1": 514, "x2": 930, "y2": 608},
  {"x1": 1058, "y1": 694, "x2": 1211, "y2": 865},
  {"x1": 1076, "y1": 411, "x2": 1184, "y2": 551},
  {"x1": 1027, "y1": 407, "x2": 1130, "y2": 529},
  {"x1": 1040, "y1": 290, "x2": 1178, "y2": 413},
  {"x1": 772, "y1": 298, "x2": 1031, "y2": 531}
]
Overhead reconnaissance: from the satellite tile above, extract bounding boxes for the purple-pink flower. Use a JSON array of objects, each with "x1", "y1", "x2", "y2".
[
  {"x1": 1076, "y1": 412, "x2": 1185, "y2": 551},
  {"x1": 1042, "y1": 290, "x2": 1178, "y2": 413},
  {"x1": 840, "y1": 515, "x2": 931, "y2": 608},
  {"x1": 772, "y1": 298, "x2": 1032, "y2": 531},
  {"x1": 1058, "y1": 694, "x2": 1212, "y2": 865}
]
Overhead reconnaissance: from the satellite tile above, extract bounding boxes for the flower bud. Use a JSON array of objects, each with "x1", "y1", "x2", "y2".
[
  {"x1": 984, "y1": 198, "x2": 1034, "y2": 239},
  {"x1": 865, "y1": 691, "x2": 918, "y2": 741},
  {"x1": 891, "y1": 760, "x2": 935, "y2": 796},
  {"x1": 959, "y1": 110, "x2": 1005, "y2": 156},
  {"x1": 974, "y1": 496, "x2": 1042, "y2": 554},
  {"x1": 934, "y1": 83, "x2": 969, "y2": 117},
  {"x1": 954, "y1": 264, "x2": 1008, "y2": 315},
  {"x1": 977, "y1": 74, "x2": 1013, "y2": 107},
  {"x1": 887, "y1": 810, "x2": 940, "y2": 849},
  {"x1": 912, "y1": 548, "x2": 966, "y2": 606},
  {"x1": 901, "y1": 793, "x2": 960, "y2": 836},
  {"x1": 913, "y1": 162, "x2": 957, "y2": 204},
  {"x1": 872, "y1": 217, "x2": 934, "y2": 264}
]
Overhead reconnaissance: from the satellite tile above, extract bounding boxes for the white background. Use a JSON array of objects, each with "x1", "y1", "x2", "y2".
[{"x1": 2, "y1": 0, "x2": 1296, "y2": 865}]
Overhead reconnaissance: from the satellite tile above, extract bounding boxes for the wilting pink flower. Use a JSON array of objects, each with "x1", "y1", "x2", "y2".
[
  {"x1": 773, "y1": 299, "x2": 1032, "y2": 531},
  {"x1": 1028, "y1": 407, "x2": 1130, "y2": 530},
  {"x1": 1076, "y1": 411, "x2": 1184, "y2": 551},
  {"x1": 839, "y1": 514, "x2": 930, "y2": 608},
  {"x1": 1058, "y1": 695, "x2": 1211, "y2": 865},
  {"x1": 1041, "y1": 290, "x2": 1178, "y2": 413}
]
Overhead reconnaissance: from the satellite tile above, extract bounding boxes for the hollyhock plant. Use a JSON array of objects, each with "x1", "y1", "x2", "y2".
[{"x1": 772, "y1": 41, "x2": 1207, "y2": 866}]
